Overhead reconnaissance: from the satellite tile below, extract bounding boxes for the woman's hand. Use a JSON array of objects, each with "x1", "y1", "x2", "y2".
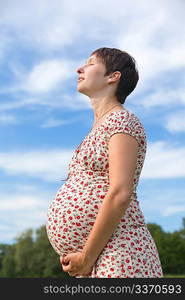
[{"x1": 60, "y1": 252, "x2": 94, "y2": 277}]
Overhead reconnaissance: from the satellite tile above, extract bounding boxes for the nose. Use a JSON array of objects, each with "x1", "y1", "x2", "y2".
[{"x1": 76, "y1": 65, "x2": 85, "y2": 75}]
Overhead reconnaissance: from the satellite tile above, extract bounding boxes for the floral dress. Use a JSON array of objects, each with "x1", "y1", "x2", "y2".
[{"x1": 46, "y1": 108, "x2": 163, "y2": 278}]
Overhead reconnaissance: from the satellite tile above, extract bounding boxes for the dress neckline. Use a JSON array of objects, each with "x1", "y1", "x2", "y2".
[
  {"x1": 88, "y1": 108, "x2": 128, "y2": 136},
  {"x1": 74, "y1": 108, "x2": 128, "y2": 160}
]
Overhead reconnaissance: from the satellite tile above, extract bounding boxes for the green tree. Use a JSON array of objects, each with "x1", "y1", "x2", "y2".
[
  {"x1": 14, "y1": 228, "x2": 35, "y2": 277},
  {"x1": 0, "y1": 218, "x2": 184, "y2": 277},
  {"x1": 30, "y1": 225, "x2": 67, "y2": 277},
  {"x1": 0, "y1": 226, "x2": 69, "y2": 278},
  {"x1": 147, "y1": 221, "x2": 185, "y2": 275},
  {"x1": 0, "y1": 244, "x2": 16, "y2": 277},
  {"x1": 147, "y1": 222, "x2": 168, "y2": 266},
  {"x1": 0, "y1": 244, "x2": 9, "y2": 271},
  {"x1": 164, "y1": 231, "x2": 185, "y2": 274}
]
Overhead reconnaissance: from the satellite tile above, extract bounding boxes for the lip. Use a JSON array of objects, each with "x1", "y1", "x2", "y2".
[{"x1": 77, "y1": 77, "x2": 85, "y2": 82}]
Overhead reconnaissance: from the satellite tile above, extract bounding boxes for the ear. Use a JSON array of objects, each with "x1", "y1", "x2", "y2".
[{"x1": 108, "y1": 71, "x2": 121, "y2": 84}]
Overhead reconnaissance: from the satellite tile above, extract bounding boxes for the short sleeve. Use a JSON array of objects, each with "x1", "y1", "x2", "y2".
[{"x1": 106, "y1": 110, "x2": 146, "y2": 147}]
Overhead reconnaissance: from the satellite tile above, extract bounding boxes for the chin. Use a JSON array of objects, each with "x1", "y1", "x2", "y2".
[{"x1": 77, "y1": 86, "x2": 89, "y2": 96}]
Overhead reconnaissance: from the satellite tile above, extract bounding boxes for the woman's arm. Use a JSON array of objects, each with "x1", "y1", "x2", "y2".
[{"x1": 81, "y1": 132, "x2": 139, "y2": 265}]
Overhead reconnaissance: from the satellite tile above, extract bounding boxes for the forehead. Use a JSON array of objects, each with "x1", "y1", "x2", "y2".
[{"x1": 85, "y1": 54, "x2": 102, "y2": 63}]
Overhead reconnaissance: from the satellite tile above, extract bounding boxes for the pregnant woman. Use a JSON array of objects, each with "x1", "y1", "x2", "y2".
[{"x1": 46, "y1": 47, "x2": 163, "y2": 278}]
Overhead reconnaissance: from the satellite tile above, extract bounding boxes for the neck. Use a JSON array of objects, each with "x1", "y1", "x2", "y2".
[{"x1": 90, "y1": 96, "x2": 123, "y2": 121}]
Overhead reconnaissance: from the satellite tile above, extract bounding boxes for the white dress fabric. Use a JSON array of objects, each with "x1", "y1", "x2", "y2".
[{"x1": 46, "y1": 109, "x2": 163, "y2": 278}]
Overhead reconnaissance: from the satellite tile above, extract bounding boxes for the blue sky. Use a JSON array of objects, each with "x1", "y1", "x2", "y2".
[{"x1": 0, "y1": 0, "x2": 185, "y2": 244}]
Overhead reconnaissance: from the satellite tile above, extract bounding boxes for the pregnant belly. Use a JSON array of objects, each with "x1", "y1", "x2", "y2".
[{"x1": 46, "y1": 181, "x2": 108, "y2": 256}]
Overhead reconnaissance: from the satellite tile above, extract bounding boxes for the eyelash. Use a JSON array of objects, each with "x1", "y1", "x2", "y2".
[{"x1": 81, "y1": 63, "x2": 94, "y2": 68}]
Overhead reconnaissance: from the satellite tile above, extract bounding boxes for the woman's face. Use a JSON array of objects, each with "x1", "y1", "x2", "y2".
[{"x1": 76, "y1": 54, "x2": 109, "y2": 97}]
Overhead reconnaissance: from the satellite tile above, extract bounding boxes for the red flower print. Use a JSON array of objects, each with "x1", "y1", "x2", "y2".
[{"x1": 46, "y1": 109, "x2": 163, "y2": 278}]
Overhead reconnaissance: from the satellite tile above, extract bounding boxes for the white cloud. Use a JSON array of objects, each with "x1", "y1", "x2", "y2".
[
  {"x1": 1, "y1": 0, "x2": 184, "y2": 67},
  {"x1": 1, "y1": 0, "x2": 185, "y2": 244},
  {"x1": 0, "y1": 31, "x2": 12, "y2": 63},
  {"x1": 0, "y1": 193, "x2": 43, "y2": 212},
  {"x1": 0, "y1": 149, "x2": 74, "y2": 182},
  {"x1": 0, "y1": 93, "x2": 90, "y2": 116},
  {"x1": 0, "y1": 98, "x2": 43, "y2": 111},
  {"x1": 0, "y1": 57, "x2": 84, "y2": 106},
  {"x1": 117, "y1": 13, "x2": 185, "y2": 95},
  {"x1": 0, "y1": 183, "x2": 51, "y2": 212},
  {"x1": 0, "y1": 0, "x2": 184, "y2": 111},
  {"x1": 140, "y1": 187, "x2": 185, "y2": 217},
  {"x1": 41, "y1": 116, "x2": 78, "y2": 128},
  {"x1": 0, "y1": 113, "x2": 18, "y2": 125},
  {"x1": 142, "y1": 141, "x2": 185, "y2": 178},
  {"x1": 0, "y1": 183, "x2": 53, "y2": 243},
  {"x1": 0, "y1": 140, "x2": 184, "y2": 183},
  {"x1": 163, "y1": 205, "x2": 185, "y2": 217},
  {"x1": 38, "y1": 93, "x2": 90, "y2": 110},
  {"x1": 22, "y1": 59, "x2": 76, "y2": 94},
  {"x1": 164, "y1": 110, "x2": 185, "y2": 133},
  {"x1": 136, "y1": 88, "x2": 185, "y2": 110},
  {"x1": 3, "y1": 58, "x2": 78, "y2": 95},
  {"x1": 0, "y1": 0, "x2": 82, "y2": 51}
]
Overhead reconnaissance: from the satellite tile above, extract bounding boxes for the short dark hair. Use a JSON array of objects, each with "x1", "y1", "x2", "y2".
[{"x1": 91, "y1": 47, "x2": 139, "y2": 104}]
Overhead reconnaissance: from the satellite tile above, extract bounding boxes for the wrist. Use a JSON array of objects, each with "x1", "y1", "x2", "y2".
[{"x1": 81, "y1": 248, "x2": 98, "y2": 266}]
